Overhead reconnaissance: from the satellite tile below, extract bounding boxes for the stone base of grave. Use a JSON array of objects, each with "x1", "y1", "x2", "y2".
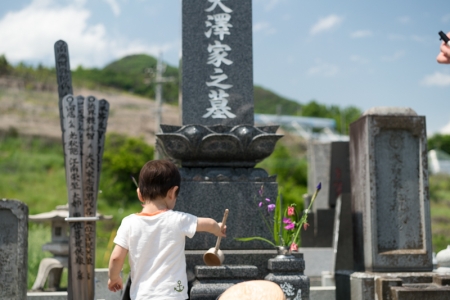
[
  {"x1": 265, "y1": 254, "x2": 310, "y2": 300},
  {"x1": 177, "y1": 168, "x2": 279, "y2": 251},
  {"x1": 27, "y1": 269, "x2": 122, "y2": 300},
  {"x1": 190, "y1": 265, "x2": 258, "y2": 300},
  {"x1": 350, "y1": 272, "x2": 450, "y2": 300},
  {"x1": 335, "y1": 269, "x2": 354, "y2": 300}
]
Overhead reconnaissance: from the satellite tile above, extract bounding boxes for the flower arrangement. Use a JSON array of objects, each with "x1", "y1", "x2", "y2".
[{"x1": 236, "y1": 182, "x2": 321, "y2": 251}]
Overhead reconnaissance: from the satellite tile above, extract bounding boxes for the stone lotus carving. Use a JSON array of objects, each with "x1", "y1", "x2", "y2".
[{"x1": 157, "y1": 124, "x2": 283, "y2": 167}]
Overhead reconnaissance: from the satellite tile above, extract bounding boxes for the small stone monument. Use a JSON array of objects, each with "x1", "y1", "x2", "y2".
[{"x1": 0, "y1": 199, "x2": 28, "y2": 300}]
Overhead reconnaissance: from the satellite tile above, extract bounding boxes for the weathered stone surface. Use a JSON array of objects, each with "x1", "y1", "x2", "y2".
[
  {"x1": 177, "y1": 169, "x2": 278, "y2": 250},
  {"x1": 349, "y1": 107, "x2": 432, "y2": 272},
  {"x1": 265, "y1": 254, "x2": 310, "y2": 300},
  {"x1": 333, "y1": 193, "x2": 354, "y2": 271},
  {"x1": 190, "y1": 265, "x2": 258, "y2": 300},
  {"x1": 375, "y1": 277, "x2": 403, "y2": 300},
  {"x1": 0, "y1": 199, "x2": 28, "y2": 300},
  {"x1": 182, "y1": 0, "x2": 254, "y2": 126}
]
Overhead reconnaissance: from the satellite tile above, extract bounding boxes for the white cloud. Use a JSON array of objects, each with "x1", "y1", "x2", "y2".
[
  {"x1": 254, "y1": 0, "x2": 285, "y2": 11},
  {"x1": 350, "y1": 30, "x2": 372, "y2": 39},
  {"x1": 388, "y1": 34, "x2": 406, "y2": 41},
  {"x1": 307, "y1": 59, "x2": 339, "y2": 77},
  {"x1": 381, "y1": 51, "x2": 405, "y2": 62},
  {"x1": 0, "y1": 0, "x2": 176, "y2": 68},
  {"x1": 421, "y1": 72, "x2": 450, "y2": 87},
  {"x1": 102, "y1": 0, "x2": 121, "y2": 16},
  {"x1": 350, "y1": 55, "x2": 369, "y2": 64},
  {"x1": 253, "y1": 22, "x2": 276, "y2": 35},
  {"x1": 310, "y1": 15, "x2": 343, "y2": 36},
  {"x1": 398, "y1": 16, "x2": 411, "y2": 24}
]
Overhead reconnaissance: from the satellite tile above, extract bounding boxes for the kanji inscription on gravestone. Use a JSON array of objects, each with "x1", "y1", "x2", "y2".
[{"x1": 182, "y1": 0, "x2": 254, "y2": 126}]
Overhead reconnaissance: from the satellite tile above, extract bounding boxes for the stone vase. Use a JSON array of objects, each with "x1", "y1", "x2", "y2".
[{"x1": 264, "y1": 246, "x2": 309, "y2": 300}]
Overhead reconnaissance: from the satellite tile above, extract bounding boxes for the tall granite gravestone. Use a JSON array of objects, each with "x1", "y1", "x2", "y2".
[
  {"x1": 182, "y1": 0, "x2": 253, "y2": 125},
  {"x1": 0, "y1": 199, "x2": 28, "y2": 300},
  {"x1": 156, "y1": 1, "x2": 309, "y2": 299},
  {"x1": 302, "y1": 141, "x2": 350, "y2": 248},
  {"x1": 347, "y1": 107, "x2": 450, "y2": 300},
  {"x1": 55, "y1": 40, "x2": 110, "y2": 300}
]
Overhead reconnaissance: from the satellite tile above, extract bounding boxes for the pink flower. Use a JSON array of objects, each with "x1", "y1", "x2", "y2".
[
  {"x1": 283, "y1": 217, "x2": 292, "y2": 224},
  {"x1": 259, "y1": 202, "x2": 263, "y2": 207},
  {"x1": 287, "y1": 206, "x2": 295, "y2": 216},
  {"x1": 265, "y1": 198, "x2": 271, "y2": 202},
  {"x1": 303, "y1": 223, "x2": 310, "y2": 230},
  {"x1": 290, "y1": 243, "x2": 298, "y2": 251},
  {"x1": 268, "y1": 204, "x2": 275, "y2": 212},
  {"x1": 285, "y1": 222, "x2": 295, "y2": 230}
]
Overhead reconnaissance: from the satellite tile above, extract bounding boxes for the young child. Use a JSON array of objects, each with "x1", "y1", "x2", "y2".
[{"x1": 108, "y1": 159, "x2": 226, "y2": 299}]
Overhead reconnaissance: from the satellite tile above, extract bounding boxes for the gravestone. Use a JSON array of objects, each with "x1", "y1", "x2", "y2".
[
  {"x1": 157, "y1": 1, "x2": 290, "y2": 299},
  {"x1": 303, "y1": 141, "x2": 350, "y2": 248},
  {"x1": 347, "y1": 107, "x2": 449, "y2": 299},
  {"x1": 182, "y1": 0, "x2": 253, "y2": 126},
  {"x1": 0, "y1": 199, "x2": 28, "y2": 300},
  {"x1": 349, "y1": 107, "x2": 432, "y2": 272}
]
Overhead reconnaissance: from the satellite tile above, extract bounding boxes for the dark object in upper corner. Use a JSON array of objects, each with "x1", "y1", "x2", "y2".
[{"x1": 439, "y1": 31, "x2": 450, "y2": 44}]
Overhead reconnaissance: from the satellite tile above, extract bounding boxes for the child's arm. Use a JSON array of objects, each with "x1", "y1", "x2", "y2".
[
  {"x1": 197, "y1": 217, "x2": 227, "y2": 237},
  {"x1": 108, "y1": 244, "x2": 128, "y2": 292}
]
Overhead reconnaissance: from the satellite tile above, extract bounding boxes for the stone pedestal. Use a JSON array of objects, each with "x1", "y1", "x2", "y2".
[
  {"x1": 350, "y1": 272, "x2": 450, "y2": 300},
  {"x1": 190, "y1": 265, "x2": 258, "y2": 300},
  {"x1": 265, "y1": 253, "x2": 310, "y2": 300}
]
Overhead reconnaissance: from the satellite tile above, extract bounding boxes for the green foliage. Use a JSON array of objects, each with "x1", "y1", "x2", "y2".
[
  {"x1": 428, "y1": 134, "x2": 450, "y2": 154},
  {"x1": 254, "y1": 85, "x2": 302, "y2": 115},
  {"x1": 301, "y1": 100, "x2": 361, "y2": 134},
  {"x1": 257, "y1": 142, "x2": 307, "y2": 209},
  {"x1": 100, "y1": 133, "x2": 154, "y2": 206},
  {"x1": 429, "y1": 173, "x2": 450, "y2": 203},
  {"x1": 0, "y1": 54, "x2": 11, "y2": 75}
]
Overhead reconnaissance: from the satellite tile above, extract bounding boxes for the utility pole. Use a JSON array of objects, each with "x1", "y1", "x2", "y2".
[{"x1": 144, "y1": 53, "x2": 175, "y2": 159}]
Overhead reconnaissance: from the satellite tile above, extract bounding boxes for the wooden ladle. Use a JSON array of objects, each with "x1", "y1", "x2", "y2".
[{"x1": 203, "y1": 209, "x2": 229, "y2": 266}]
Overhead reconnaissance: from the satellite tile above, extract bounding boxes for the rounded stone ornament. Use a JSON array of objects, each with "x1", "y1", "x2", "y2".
[{"x1": 435, "y1": 245, "x2": 450, "y2": 274}]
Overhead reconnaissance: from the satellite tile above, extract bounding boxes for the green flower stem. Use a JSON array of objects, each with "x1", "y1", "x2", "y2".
[{"x1": 290, "y1": 187, "x2": 321, "y2": 246}]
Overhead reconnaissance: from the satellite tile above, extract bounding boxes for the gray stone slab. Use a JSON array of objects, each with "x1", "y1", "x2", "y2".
[
  {"x1": 349, "y1": 108, "x2": 433, "y2": 272},
  {"x1": 329, "y1": 142, "x2": 350, "y2": 208},
  {"x1": 334, "y1": 193, "x2": 354, "y2": 271},
  {"x1": 390, "y1": 285, "x2": 450, "y2": 300},
  {"x1": 310, "y1": 286, "x2": 336, "y2": 300},
  {"x1": 182, "y1": 0, "x2": 254, "y2": 126},
  {"x1": 335, "y1": 270, "x2": 353, "y2": 300},
  {"x1": 27, "y1": 292, "x2": 67, "y2": 300},
  {"x1": 375, "y1": 277, "x2": 402, "y2": 300},
  {"x1": 307, "y1": 141, "x2": 331, "y2": 211},
  {"x1": 177, "y1": 168, "x2": 278, "y2": 250},
  {"x1": 94, "y1": 269, "x2": 122, "y2": 300},
  {"x1": 0, "y1": 199, "x2": 28, "y2": 300},
  {"x1": 350, "y1": 272, "x2": 376, "y2": 300},
  {"x1": 195, "y1": 265, "x2": 258, "y2": 279}
]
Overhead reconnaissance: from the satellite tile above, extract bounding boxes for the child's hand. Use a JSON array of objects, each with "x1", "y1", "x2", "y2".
[
  {"x1": 437, "y1": 32, "x2": 450, "y2": 64},
  {"x1": 108, "y1": 277, "x2": 123, "y2": 292},
  {"x1": 216, "y1": 222, "x2": 227, "y2": 237}
]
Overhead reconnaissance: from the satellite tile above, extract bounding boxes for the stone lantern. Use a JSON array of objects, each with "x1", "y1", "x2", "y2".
[{"x1": 29, "y1": 204, "x2": 112, "y2": 291}]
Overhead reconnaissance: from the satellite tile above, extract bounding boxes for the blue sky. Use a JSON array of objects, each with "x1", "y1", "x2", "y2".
[{"x1": 1, "y1": 0, "x2": 450, "y2": 135}]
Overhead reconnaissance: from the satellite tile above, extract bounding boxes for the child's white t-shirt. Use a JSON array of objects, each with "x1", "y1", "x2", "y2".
[{"x1": 114, "y1": 210, "x2": 197, "y2": 300}]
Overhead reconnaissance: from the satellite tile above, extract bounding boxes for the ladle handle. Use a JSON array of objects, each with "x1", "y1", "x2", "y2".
[{"x1": 214, "y1": 209, "x2": 229, "y2": 252}]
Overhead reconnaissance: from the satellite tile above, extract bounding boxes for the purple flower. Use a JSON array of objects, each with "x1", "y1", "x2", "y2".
[
  {"x1": 267, "y1": 204, "x2": 275, "y2": 212},
  {"x1": 265, "y1": 198, "x2": 271, "y2": 202},
  {"x1": 285, "y1": 222, "x2": 295, "y2": 230},
  {"x1": 259, "y1": 202, "x2": 263, "y2": 207},
  {"x1": 316, "y1": 182, "x2": 322, "y2": 190},
  {"x1": 258, "y1": 185, "x2": 264, "y2": 196}
]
